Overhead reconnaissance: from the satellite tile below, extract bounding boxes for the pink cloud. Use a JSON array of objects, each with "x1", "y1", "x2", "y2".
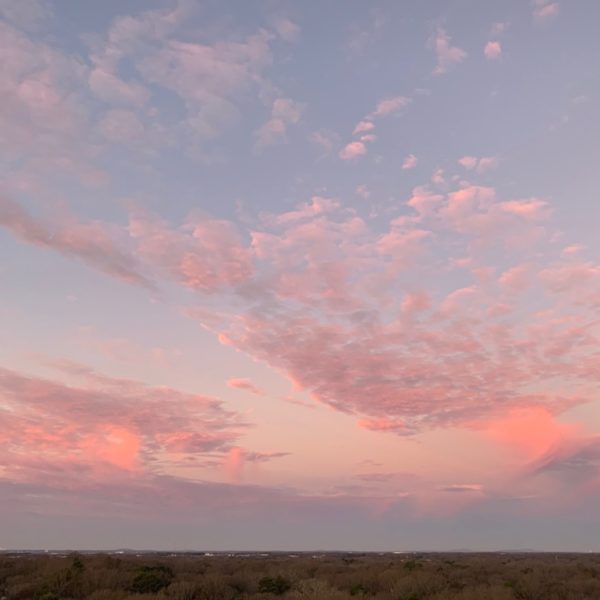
[
  {"x1": 402, "y1": 154, "x2": 418, "y2": 170},
  {"x1": 129, "y1": 209, "x2": 253, "y2": 291},
  {"x1": 0, "y1": 20, "x2": 110, "y2": 187},
  {"x1": 264, "y1": 195, "x2": 340, "y2": 226},
  {"x1": 369, "y1": 96, "x2": 411, "y2": 118},
  {"x1": 480, "y1": 406, "x2": 577, "y2": 459},
  {"x1": 225, "y1": 446, "x2": 245, "y2": 482},
  {"x1": 98, "y1": 109, "x2": 145, "y2": 142},
  {"x1": 210, "y1": 194, "x2": 595, "y2": 433},
  {"x1": 498, "y1": 264, "x2": 532, "y2": 293},
  {"x1": 458, "y1": 156, "x2": 478, "y2": 170},
  {"x1": 0, "y1": 196, "x2": 154, "y2": 289},
  {"x1": 531, "y1": 436, "x2": 600, "y2": 485},
  {"x1": 401, "y1": 291, "x2": 431, "y2": 314},
  {"x1": 539, "y1": 261, "x2": 600, "y2": 293},
  {"x1": 477, "y1": 156, "x2": 499, "y2": 172},
  {"x1": 353, "y1": 120, "x2": 375, "y2": 135},
  {"x1": 255, "y1": 97, "x2": 302, "y2": 151},
  {"x1": 227, "y1": 378, "x2": 264, "y2": 396},
  {"x1": 439, "y1": 484, "x2": 483, "y2": 493},
  {"x1": 443, "y1": 185, "x2": 495, "y2": 221},
  {"x1": 0, "y1": 0, "x2": 52, "y2": 30},
  {"x1": 376, "y1": 228, "x2": 431, "y2": 262},
  {"x1": 83, "y1": 425, "x2": 141, "y2": 471},
  {"x1": 458, "y1": 155, "x2": 499, "y2": 173},
  {"x1": 271, "y1": 17, "x2": 300, "y2": 42},
  {"x1": 561, "y1": 244, "x2": 584, "y2": 257},
  {"x1": 487, "y1": 302, "x2": 513, "y2": 317},
  {"x1": 490, "y1": 22, "x2": 509, "y2": 36},
  {"x1": 224, "y1": 446, "x2": 289, "y2": 482},
  {"x1": 406, "y1": 185, "x2": 444, "y2": 216},
  {"x1": 88, "y1": 67, "x2": 149, "y2": 107},
  {"x1": 439, "y1": 286, "x2": 478, "y2": 314},
  {"x1": 343, "y1": 96, "x2": 410, "y2": 159},
  {"x1": 339, "y1": 140, "x2": 367, "y2": 160},
  {"x1": 144, "y1": 34, "x2": 273, "y2": 138},
  {"x1": 0, "y1": 362, "x2": 249, "y2": 485},
  {"x1": 358, "y1": 418, "x2": 406, "y2": 434},
  {"x1": 533, "y1": 0, "x2": 560, "y2": 20},
  {"x1": 484, "y1": 41, "x2": 502, "y2": 60},
  {"x1": 244, "y1": 450, "x2": 291, "y2": 463},
  {"x1": 89, "y1": 4, "x2": 277, "y2": 141},
  {"x1": 356, "y1": 184, "x2": 371, "y2": 200},
  {"x1": 500, "y1": 198, "x2": 549, "y2": 220},
  {"x1": 4, "y1": 179, "x2": 598, "y2": 443},
  {"x1": 430, "y1": 28, "x2": 467, "y2": 75},
  {"x1": 309, "y1": 129, "x2": 339, "y2": 156},
  {"x1": 250, "y1": 203, "x2": 367, "y2": 311},
  {"x1": 431, "y1": 168, "x2": 446, "y2": 186}
]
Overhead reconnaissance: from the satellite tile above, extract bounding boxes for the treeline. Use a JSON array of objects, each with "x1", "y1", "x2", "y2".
[{"x1": 1, "y1": 552, "x2": 600, "y2": 599}]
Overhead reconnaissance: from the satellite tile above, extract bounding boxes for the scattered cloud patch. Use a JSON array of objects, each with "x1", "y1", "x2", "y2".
[
  {"x1": 0, "y1": 0, "x2": 52, "y2": 30},
  {"x1": 402, "y1": 154, "x2": 418, "y2": 170},
  {"x1": 353, "y1": 120, "x2": 375, "y2": 135},
  {"x1": 309, "y1": 129, "x2": 338, "y2": 156},
  {"x1": 98, "y1": 109, "x2": 145, "y2": 143},
  {"x1": 271, "y1": 17, "x2": 300, "y2": 42},
  {"x1": 533, "y1": 0, "x2": 560, "y2": 20},
  {"x1": 255, "y1": 97, "x2": 302, "y2": 151},
  {"x1": 339, "y1": 140, "x2": 367, "y2": 161},
  {"x1": 430, "y1": 28, "x2": 467, "y2": 75},
  {"x1": 356, "y1": 184, "x2": 371, "y2": 200},
  {"x1": 369, "y1": 96, "x2": 411, "y2": 119},
  {"x1": 484, "y1": 41, "x2": 502, "y2": 60},
  {"x1": 458, "y1": 155, "x2": 499, "y2": 173},
  {"x1": 490, "y1": 22, "x2": 509, "y2": 36},
  {"x1": 341, "y1": 96, "x2": 412, "y2": 162}
]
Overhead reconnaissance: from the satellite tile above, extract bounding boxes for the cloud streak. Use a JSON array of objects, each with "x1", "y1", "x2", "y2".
[{"x1": 0, "y1": 196, "x2": 154, "y2": 288}]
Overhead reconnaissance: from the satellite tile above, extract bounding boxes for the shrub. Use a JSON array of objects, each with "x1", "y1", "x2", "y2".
[
  {"x1": 164, "y1": 580, "x2": 198, "y2": 600},
  {"x1": 71, "y1": 556, "x2": 85, "y2": 574},
  {"x1": 258, "y1": 575, "x2": 291, "y2": 595},
  {"x1": 350, "y1": 583, "x2": 367, "y2": 595},
  {"x1": 130, "y1": 564, "x2": 174, "y2": 593},
  {"x1": 403, "y1": 560, "x2": 422, "y2": 573},
  {"x1": 288, "y1": 579, "x2": 350, "y2": 600}
]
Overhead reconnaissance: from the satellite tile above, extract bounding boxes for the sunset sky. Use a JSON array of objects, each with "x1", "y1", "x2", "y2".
[{"x1": 1, "y1": 0, "x2": 599, "y2": 551}]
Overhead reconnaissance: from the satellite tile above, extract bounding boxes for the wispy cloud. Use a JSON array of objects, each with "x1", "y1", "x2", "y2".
[
  {"x1": 227, "y1": 378, "x2": 265, "y2": 396},
  {"x1": 0, "y1": 196, "x2": 154, "y2": 289},
  {"x1": 255, "y1": 98, "x2": 303, "y2": 151},
  {"x1": 532, "y1": 0, "x2": 560, "y2": 21}
]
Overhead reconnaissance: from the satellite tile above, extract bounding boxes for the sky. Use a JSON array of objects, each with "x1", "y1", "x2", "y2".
[{"x1": 0, "y1": 0, "x2": 599, "y2": 551}]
